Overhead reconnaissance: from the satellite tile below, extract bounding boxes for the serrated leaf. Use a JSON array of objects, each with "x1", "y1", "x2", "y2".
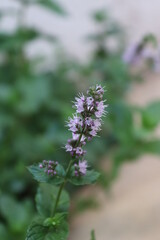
[
  {"x1": 27, "y1": 165, "x2": 65, "y2": 185},
  {"x1": 36, "y1": 183, "x2": 70, "y2": 217},
  {"x1": 26, "y1": 217, "x2": 69, "y2": 240},
  {"x1": 33, "y1": 0, "x2": 67, "y2": 15},
  {"x1": 69, "y1": 170, "x2": 100, "y2": 186}
]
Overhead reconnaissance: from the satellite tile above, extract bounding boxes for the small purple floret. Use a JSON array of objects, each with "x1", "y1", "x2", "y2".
[
  {"x1": 39, "y1": 160, "x2": 58, "y2": 177},
  {"x1": 74, "y1": 160, "x2": 88, "y2": 177},
  {"x1": 39, "y1": 164, "x2": 43, "y2": 168}
]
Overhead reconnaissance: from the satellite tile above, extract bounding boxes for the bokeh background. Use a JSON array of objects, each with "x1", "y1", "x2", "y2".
[{"x1": 0, "y1": 1, "x2": 160, "y2": 240}]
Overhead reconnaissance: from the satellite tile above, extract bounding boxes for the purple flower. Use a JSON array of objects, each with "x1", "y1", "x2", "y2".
[
  {"x1": 89, "y1": 129, "x2": 97, "y2": 137},
  {"x1": 71, "y1": 133, "x2": 86, "y2": 142},
  {"x1": 75, "y1": 147, "x2": 84, "y2": 156},
  {"x1": 86, "y1": 96, "x2": 94, "y2": 109},
  {"x1": 123, "y1": 43, "x2": 142, "y2": 64},
  {"x1": 72, "y1": 133, "x2": 80, "y2": 141},
  {"x1": 39, "y1": 164, "x2": 43, "y2": 168},
  {"x1": 67, "y1": 115, "x2": 83, "y2": 133},
  {"x1": 95, "y1": 101, "x2": 106, "y2": 118},
  {"x1": 89, "y1": 119, "x2": 101, "y2": 137},
  {"x1": 78, "y1": 160, "x2": 87, "y2": 175},
  {"x1": 85, "y1": 117, "x2": 93, "y2": 126},
  {"x1": 93, "y1": 119, "x2": 101, "y2": 129},
  {"x1": 96, "y1": 85, "x2": 104, "y2": 96},
  {"x1": 74, "y1": 160, "x2": 87, "y2": 176},
  {"x1": 65, "y1": 143, "x2": 73, "y2": 152},
  {"x1": 74, "y1": 94, "x2": 85, "y2": 113}
]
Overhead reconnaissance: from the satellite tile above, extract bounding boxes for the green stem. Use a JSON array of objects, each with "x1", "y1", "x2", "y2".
[
  {"x1": 51, "y1": 182, "x2": 65, "y2": 217},
  {"x1": 51, "y1": 160, "x2": 73, "y2": 216},
  {"x1": 51, "y1": 128, "x2": 84, "y2": 217}
]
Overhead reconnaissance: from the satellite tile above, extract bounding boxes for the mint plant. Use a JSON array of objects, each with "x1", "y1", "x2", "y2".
[{"x1": 26, "y1": 85, "x2": 107, "y2": 239}]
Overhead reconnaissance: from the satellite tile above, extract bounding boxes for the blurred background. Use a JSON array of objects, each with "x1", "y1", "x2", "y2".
[{"x1": 0, "y1": 1, "x2": 160, "y2": 240}]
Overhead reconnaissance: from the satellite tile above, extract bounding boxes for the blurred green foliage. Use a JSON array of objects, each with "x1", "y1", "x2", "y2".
[
  {"x1": 74, "y1": 197, "x2": 99, "y2": 214},
  {"x1": 0, "y1": 1, "x2": 73, "y2": 239},
  {"x1": 90, "y1": 229, "x2": 96, "y2": 240},
  {"x1": 0, "y1": 2, "x2": 160, "y2": 239}
]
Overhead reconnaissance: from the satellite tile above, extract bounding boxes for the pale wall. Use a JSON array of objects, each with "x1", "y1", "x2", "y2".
[{"x1": 0, "y1": 0, "x2": 160, "y2": 59}]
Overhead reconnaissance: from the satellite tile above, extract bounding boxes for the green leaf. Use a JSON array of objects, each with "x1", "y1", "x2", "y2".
[
  {"x1": 142, "y1": 101, "x2": 160, "y2": 129},
  {"x1": 0, "y1": 28, "x2": 57, "y2": 54},
  {"x1": 33, "y1": 0, "x2": 67, "y2": 15},
  {"x1": 69, "y1": 170, "x2": 100, "y2": 186},
  {"x1": 0, "y1": 194, "x2": 33, "y2": 233},
  {"x1": 26, "y1": 217, "x2": 69, "y2": 240},
  {"x1": 142, "y1": 140, "x2": 160, "y2": 155},
  {"x1": 36, "y1": 183, "x2": 70, "y2": 217},
  {"x1": 55, "y1": 164, "x2": 66, "y2": 178},
  {"x1": 0, "y1": 29, "x2": 39, "y2": 52},
  {"x1": 28, "y1": 164, "x2": 65, "y2": 185}
]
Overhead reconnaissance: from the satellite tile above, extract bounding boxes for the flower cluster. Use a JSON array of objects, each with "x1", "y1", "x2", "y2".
[
  {"x1": 39, "y1": 160, "x2": 58, "y2": 176},
  {"x1": 65, "y1": 85, "x2": 107, "y2": 177}
]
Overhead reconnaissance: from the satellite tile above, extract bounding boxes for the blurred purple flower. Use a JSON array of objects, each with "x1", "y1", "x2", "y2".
[
  {"x1": 123, "y1": 42, "x2": 143, "y2": 64},
  {"x1": 123, "y1": 40, "x2": 160, "y2": 72},
  {"x1": 74, "y1": 94, "x2": 85, "y2": 113},
  {"x1": 74, "y1": 160, "x2": 87, "y2": 176},
  {"x1": 78, "y1": 160, "x2": 87, "y2": 175}
]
